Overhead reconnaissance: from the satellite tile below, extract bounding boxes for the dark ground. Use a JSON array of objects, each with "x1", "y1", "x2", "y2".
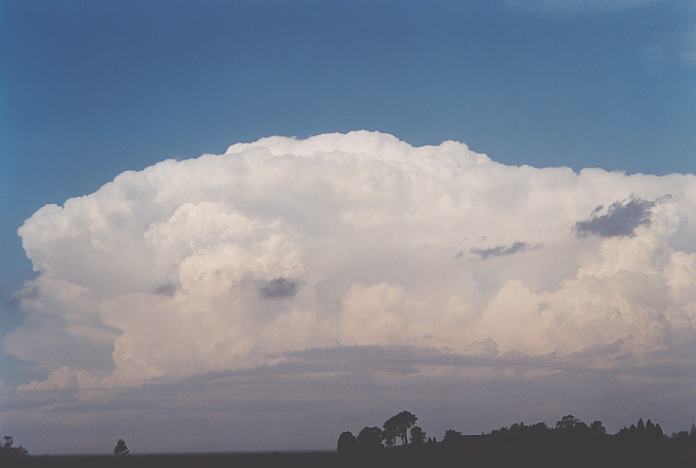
[{"x1": 5, "y1": 446, "x2": 696, "y2": 468}]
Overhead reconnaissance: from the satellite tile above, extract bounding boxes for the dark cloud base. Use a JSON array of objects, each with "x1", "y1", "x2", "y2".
[{"x1": 5, "y1": 344, "x2": 696, "y2": 454}]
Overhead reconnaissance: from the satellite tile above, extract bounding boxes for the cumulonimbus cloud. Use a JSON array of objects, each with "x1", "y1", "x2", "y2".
[{"x1": 9, "y1": 131, "x2": 696, "y2": 390}]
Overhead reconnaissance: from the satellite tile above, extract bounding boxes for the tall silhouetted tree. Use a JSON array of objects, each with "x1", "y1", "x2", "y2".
[
  {"x1": 383, "y1": 411, "x2": 418, "y2": 446},
  {"x1": 114, "y1": 439, "x2": 130, "y2": 456},
  {"x1": 337, "y1": 431, "x2": 358, "y2": 453},
  {"x1": 410, "y1": 426, "x2": 426, "y2": 444}
]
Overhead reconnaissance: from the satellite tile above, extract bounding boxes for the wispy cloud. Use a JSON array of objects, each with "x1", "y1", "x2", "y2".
[
  {"x1": 504, "y1": 0, "x2": 660, "y2": 16},
  {"x1": 643, "y1": 26, "x2": 696, "y2": 68}
]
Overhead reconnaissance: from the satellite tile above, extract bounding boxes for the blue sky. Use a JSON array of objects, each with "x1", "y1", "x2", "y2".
[
  {"x1": 2, "y1": 0, "x2": 695, "y2": 293},
  {"x1": 1, "y1": 1, "x2": 696, "y2": 452}
]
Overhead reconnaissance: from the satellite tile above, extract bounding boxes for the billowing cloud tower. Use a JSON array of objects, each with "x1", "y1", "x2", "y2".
[{"x1": 10, "y1": 131, "x2": 696, "y2": 391}]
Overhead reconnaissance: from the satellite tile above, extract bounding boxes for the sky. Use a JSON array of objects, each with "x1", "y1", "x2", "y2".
[{"x1": 1, "y1": 0, "x2": 696, "y2": 455}]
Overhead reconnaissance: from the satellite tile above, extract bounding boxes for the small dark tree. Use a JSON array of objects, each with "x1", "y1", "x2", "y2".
[
  {"x1": 0, "y1": 436, "x2": 27, "y2": 457},
  {"x1": 410, "y1": 426, "x2": 426, "y2": 445},
  {"x1": 337, "y1": 431, "x2": 358, "y2": 453},
  {"x1": 443, "y1": 429, "x2": 463, "y2": 445},
  {"x1": 556, "y1": 414, "x2": 582, "y2": 431},
  {"x1": 590, "y1": 420, "x2": 606, "y2": 435},
  {"x1": 357, "y1": 427, "x2": 383, "y2": 451},
  {"x1": 114, "y1": 438, "x2": 130, "y2": 456},
  {"x1": 672, "y1": 430, "x2": 691, "y2": 446}
]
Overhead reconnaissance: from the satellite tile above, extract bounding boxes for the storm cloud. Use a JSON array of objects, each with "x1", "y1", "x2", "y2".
[{"x1": 7, "y1": 131, "x2": 696, "y2": 398}]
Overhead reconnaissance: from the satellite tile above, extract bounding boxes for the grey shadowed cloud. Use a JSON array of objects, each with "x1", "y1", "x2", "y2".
[
  {"x1": 257, "y1": 277, "x2": 299, "y2": 299},
  {"x1": 470, "y1": 241, "x2": 541, "y2": 259},
  {"x1": 153, "y1": 282, "x2": 177, "y2": 297},
  {"x1": 575, "y1": 197, "x2": 656, "y2": 238}
]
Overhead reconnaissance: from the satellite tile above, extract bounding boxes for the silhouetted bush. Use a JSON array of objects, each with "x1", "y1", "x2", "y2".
[
  {"x1": 357, "y1": 426, "x2": 383, "y2": 451},
  {"x1": 442, "y1": 429, "x2": 464, "y2": 445},
  {"x1": 337, "y1": 431, "x2": 358, "y2": 454}
]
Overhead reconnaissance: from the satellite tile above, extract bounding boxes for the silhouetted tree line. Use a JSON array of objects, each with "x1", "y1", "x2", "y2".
[
  {"x1": 338, "y1": 411, "x2": 432, "y2": 453},
  {"x1": 0, "y1": 435, "x2": 134, "y2": 458},
  {"x1": 485, "y1": 416, "x2": 696, "y2": 448},
  {"x1": 338, "y1": 412, "x2": 696, "y2": 453}
]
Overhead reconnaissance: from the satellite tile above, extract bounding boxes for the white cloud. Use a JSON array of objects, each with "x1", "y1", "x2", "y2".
[
  {"x1": 8, "y1": 131, "x2": 696, "y2": 390},
  {"x1": 18, "y1": 366, "x2": 99, "y2": 392}
]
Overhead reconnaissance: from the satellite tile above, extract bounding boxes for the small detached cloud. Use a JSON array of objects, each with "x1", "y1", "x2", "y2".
[
  {"x1": 575, "y1": 197, "x2": 655, "y2": 238},
  {"x1": 154, "y1": 282, "x2": 178, "y2": 297},
  {"x1": 258, "y1": 277, "x2": 299, "y2": 299},
  {"x1": 471, "y1": 241, "x2": 541, "y2": 259}
]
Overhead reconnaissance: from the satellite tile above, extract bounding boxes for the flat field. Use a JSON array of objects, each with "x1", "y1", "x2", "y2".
[{"x1": 6, "y1": 446, "x2": 696, "y2": 468}]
